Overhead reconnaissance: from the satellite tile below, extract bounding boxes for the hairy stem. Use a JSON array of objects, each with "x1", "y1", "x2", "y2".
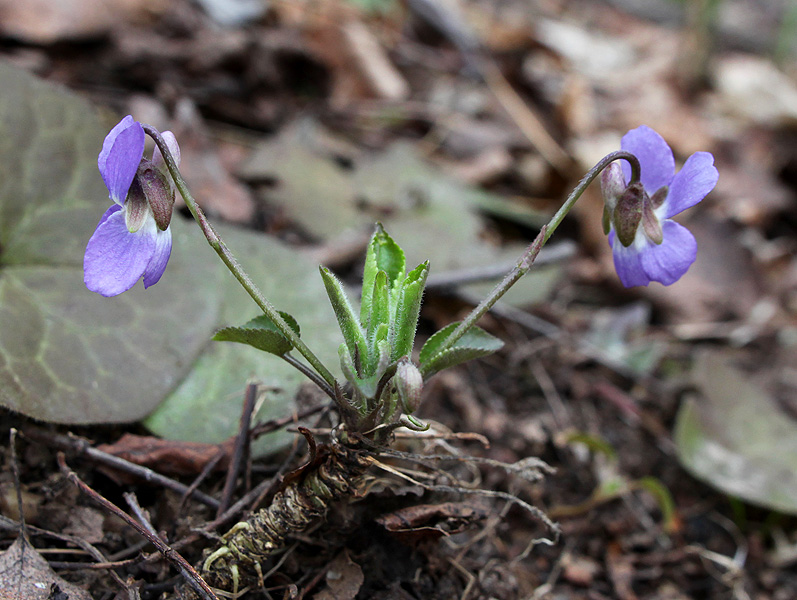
[
  {"x1": 143, "y1": 125, "x2": 339, "y2": 391},
  {"x1": 420, "y1": 150, "x2": 640, "y2": 375}
]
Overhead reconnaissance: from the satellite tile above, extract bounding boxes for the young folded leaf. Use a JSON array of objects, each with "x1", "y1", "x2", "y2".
[
  {"x1": 361, "y1": 224, "x2": 405, "y2": 329},
  {"x1": 367, "y1": 270, "x2": 391, "y2": 347},
  {"x1": 213, "y1": 312, "x2": 300, "y2": 356},
  {"x1": 390, "y1": 261, "x2": 429, "y2": 361},
  {"x1": 320, "y1": 266, "x2": 368, "y2": 369}
]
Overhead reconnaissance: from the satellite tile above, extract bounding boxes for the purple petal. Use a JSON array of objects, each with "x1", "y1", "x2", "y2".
[
  {"x1": 98, "y1": 116, "x2": 145, "y2": 205},
  {"x1": 662, "y1": 152, "x2": 718, "y2": 218},
  {"x1": 638, "y1": 220, "x2": 697, "y2": 285},
  {"x1": 609, "y1": 231, "x2": 652, "y2": 287},
  {"x1": 152, "y1": 131, "x2": 181, "y2": 174},
  {"x1": 621, "y1": 126, "x2": 675, "y2": 193},
  {"x1": 142, "y1": 227, "x2": 172, "y2": 288},
  {"x1": 84, "y1": 205, "x2": 156, "y2": 297}
]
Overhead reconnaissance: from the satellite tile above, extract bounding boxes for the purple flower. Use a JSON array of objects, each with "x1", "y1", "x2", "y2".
[
  {"x1": 601, "y1": 125, "x2": 718, "y2": 287},
  {"x1": 84, "y1": 116, "x2": 180, "y2": 297}
]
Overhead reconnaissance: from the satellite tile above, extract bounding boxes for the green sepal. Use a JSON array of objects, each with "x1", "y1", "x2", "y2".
[
  {"x1": 390, "y1": 261, "x2": 429, "y2": 361},
  {"x1": 320, "y1": 266, "x2": 368, "y2": 367},
  {"x1": 361, "y1": 223, "x2": 405, "y2": 328},
  {"x1": 213, "y1": 312, "x2": 300, "y2": 357},
  {"x1": 419, "y1": 322, "x2": 504, "y2": 378}
]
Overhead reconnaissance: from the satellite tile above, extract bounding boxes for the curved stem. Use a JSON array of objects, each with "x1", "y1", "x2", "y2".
[
  {"x1": 282, "y1": 354, "x2": 335, "y2": 399},
  {"x1": 143, "y1": 125, "x2": 339, "y2": 389},
  {"x1": 420, "y1": 150, "x2": 640, "y2": 376}
]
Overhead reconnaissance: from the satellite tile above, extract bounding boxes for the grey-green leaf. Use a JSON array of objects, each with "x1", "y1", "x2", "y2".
[
  {"x1": 213, "y1": 312, "x2": 299, "y2": 356},
  {"x1": 674, "y1": 352, "x2": 797, "y2": 514},
  {"x1": 145, "y1": 225, "x2": 343, "y2": 455},
  {"x1": 0, "y1": 63, "x2": 220, "y2": 424},
  {"x1": 419, "y1": 322, "x2": 504, "y2": 378}
]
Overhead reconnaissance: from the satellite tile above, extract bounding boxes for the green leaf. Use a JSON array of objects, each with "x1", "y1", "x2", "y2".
[
  {"x1": 361, "y1": 224, "x2": 405, "y2": 327},
  {"x1": 390, "y1": 261, "x2": 428, "y2": 361},
  {"x1": 674, "y1": 351, "x2": 797, "y2": 515},
  {"x1": 419, "y1": 322, "x2": 504, "y2": 378},
  {"x1": 146, "y1": 225, "x2": 343, "y2": 456},
  {"x1": 319, "y1": 266, "x2": 367, "y2": 365},
  {"x1": 213, "y1": 312, "x2": 299, "y2": 356}
]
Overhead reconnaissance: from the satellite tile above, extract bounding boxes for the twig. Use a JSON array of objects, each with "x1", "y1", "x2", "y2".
[
  {"x1": 179, "y1": 450, "x2": 226, "y2": 514},
  {"x1": 57, "y1": 454, "x2": 219, "y2": 600},
  {"x1": 250, "y1": 403, "x2": 330, "y2": 439},
  {"x1": 22, "y1": 427, "x2": 220, "y2": 510},
  {"x1": 217, "y1": 383, "x2": 257, "y2": 518},
  {"x1": 8, "y1": 429, "x2": 26, "y2": 535},
  {"x1": 425, "y1": 242, "x2": 576, "y2": 291}
]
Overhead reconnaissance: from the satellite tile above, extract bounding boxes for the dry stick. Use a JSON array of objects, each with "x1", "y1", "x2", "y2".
[
  {"x1": 179, "y1": 451, "x2": 226, "y2": 514},
  {"x1": 22, "y1": 427, "x2": 220, "y2": 511},
  {"x1": 57, "y1": 454, "x2": 220, "y2": 600},
  {"x1": 217, "y1": 383, "x2": 257, "y2": 518},
  {"x1": 424, "y1": 242, "x2": 576, "y2": 291}
]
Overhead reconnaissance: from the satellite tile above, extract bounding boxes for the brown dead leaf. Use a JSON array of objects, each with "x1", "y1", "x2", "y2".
[
  {"x1": 0, "y1": 0, "x2": 164, "y2": 44},
  {"x1": 714, "y1": 54, "x2": 797, "y2": 127},
  {"x1": 562, "y1": 554, "x2": 601, "y2": 587},
  {"x1": 342, "y1": 19, "x2": 409, "y2": 101},
  {"x1": 0, "y1": 536, "x2": 91, "y2": 600},
  {"x1": 313, "y1": 551, "x2": 364, "y2": 600},
  {"x1": 96, "y1": 433, "x2": 234, "y2": 478},
  {"x1": 168, "y1": 99, "x2": 256, "y2": 224},
  {"x1": 63, "y1": 506, "x2": 105, "y2": 545},
  {"x1": 606, "y1": 541, "x2": 638, "y2": 600},
  {"x1": 640, "y1": 214, "x2": 760, "y2": 323},
  {"x1": 375, "y1": 501, "x2": 489, "y2": 543}
]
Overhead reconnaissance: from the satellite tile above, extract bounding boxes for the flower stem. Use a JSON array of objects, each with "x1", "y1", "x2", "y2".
[
  {"x1": 420, "y1": 150, "x2": 640, "y2": 375},
  {"x1": 143, "y1": 125, "x2": 339, "y2": 390}
]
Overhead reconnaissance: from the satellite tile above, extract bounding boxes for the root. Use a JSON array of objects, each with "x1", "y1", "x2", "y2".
[{"x1": 199, "y1": 441, "x2": 370, "y2": 594}]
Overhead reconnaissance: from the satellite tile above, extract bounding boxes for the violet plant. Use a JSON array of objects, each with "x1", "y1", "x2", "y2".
[
  {"x1": 83, "y1": 117, "x2": 718, "y2": 595},
  {"x1": 601, "y1": 125, "x2": 719, "y2": 287},
  {"x1": 84, "y1": 116, "x2": 181, "y2": 297}
]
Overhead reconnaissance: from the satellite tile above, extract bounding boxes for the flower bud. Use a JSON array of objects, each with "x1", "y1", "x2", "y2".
[{"x1": 395, "y1": 359, "x2": 423, "y2": 414}]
